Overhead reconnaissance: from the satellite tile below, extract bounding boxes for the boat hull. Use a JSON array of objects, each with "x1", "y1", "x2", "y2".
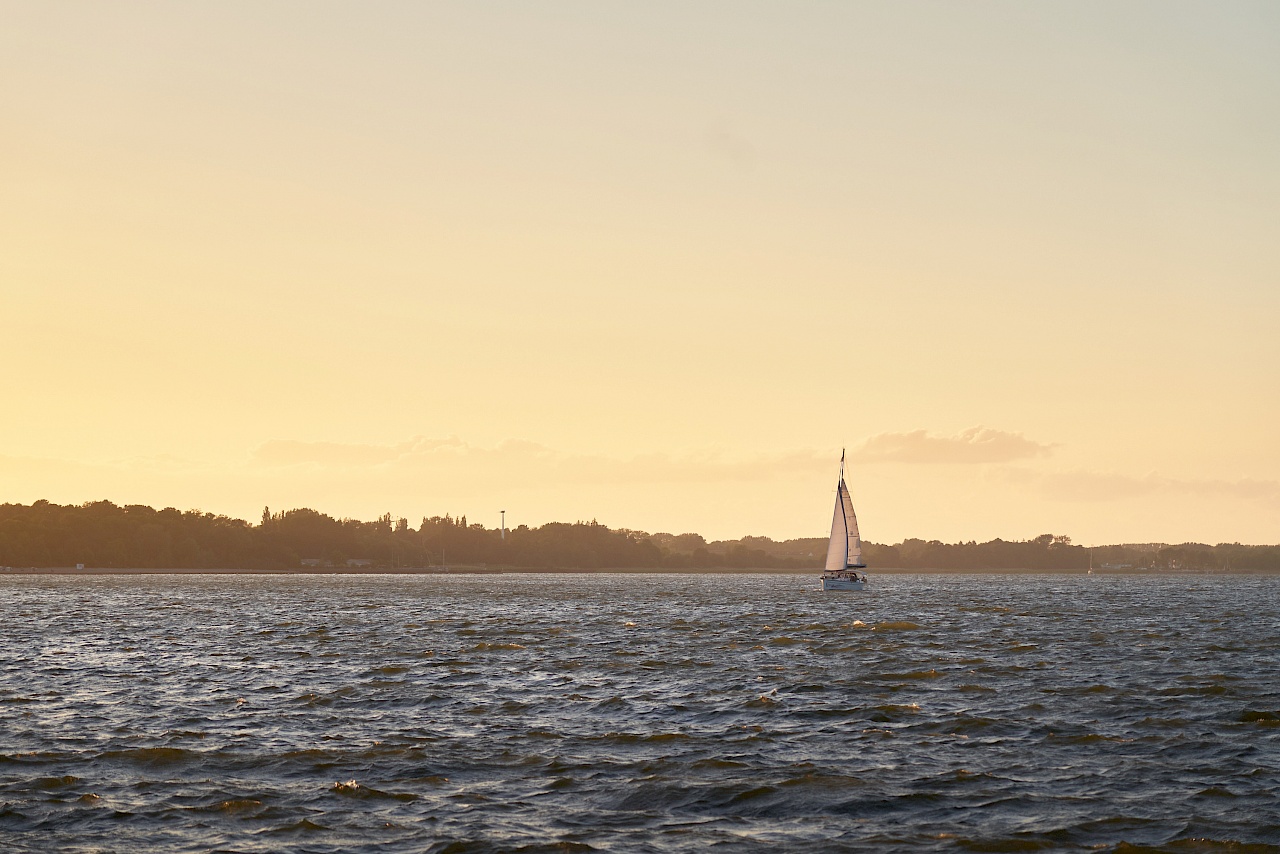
[{"x1": 822, "y1": 574, "x2": 867, "y2": 592}]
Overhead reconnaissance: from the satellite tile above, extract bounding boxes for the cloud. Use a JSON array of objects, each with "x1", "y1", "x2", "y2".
[
  {"x1": 1000, "y1": 467, "x2": 1280, "y2": 505},
  {"x1": 851, "y1": 427, "x2": 1055, "y2": 464},
  {"x1": 252, "y1": 436, "x2": 465, "y2": 467},
  {"x1": 250, "y1": 436, "x2": 830, "y2": 484}
]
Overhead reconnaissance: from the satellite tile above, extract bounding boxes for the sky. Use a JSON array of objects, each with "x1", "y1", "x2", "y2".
[{"x1": 2, "y1": 1, "x2": 1278, "y2": 545}]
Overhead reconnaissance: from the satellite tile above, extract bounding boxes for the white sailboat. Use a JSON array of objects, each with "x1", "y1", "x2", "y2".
[{"x1": 822, "y1": 450, "x2": 869, "y2": 592}]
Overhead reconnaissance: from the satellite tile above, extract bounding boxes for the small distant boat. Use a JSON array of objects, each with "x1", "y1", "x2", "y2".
[{"x1": 822, "y1": 450, "x2": 868, "y2": 592}]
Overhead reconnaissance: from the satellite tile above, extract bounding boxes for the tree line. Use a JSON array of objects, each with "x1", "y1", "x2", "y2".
[{"x1": 0, "y1": 500, "x2": 1276, "y2": 572}]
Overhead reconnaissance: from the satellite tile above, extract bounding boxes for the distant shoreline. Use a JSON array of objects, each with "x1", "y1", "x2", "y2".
[
  {"x1": 4, "y1": 566, "x2": 1276, "y2": 576},
  {"x1": 6, "y1": 501, "x2": 1275, "y2": 573}
]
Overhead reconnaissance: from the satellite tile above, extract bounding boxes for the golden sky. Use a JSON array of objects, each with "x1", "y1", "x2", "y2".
[{"x1": 3, "y1": 2, "x2": 1278, "y2": 544}]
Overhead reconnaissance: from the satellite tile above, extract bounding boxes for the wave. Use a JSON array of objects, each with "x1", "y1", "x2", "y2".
[
  {"x1": 1239, "y1": 709, "x2": 1280, "y2": 724},
  {"x1": 98, "y1": 747, "x2": 198, "y2": 766},
  {"x1": 428, "y1": 841, "x2": 597, "y2": 854},
  {"x1": 1111, "y1": 839, "x2": 1271, "y2": 853},
  {"x1": 1047, "y1": 733, "x2": 1129, "y2": 745},
  {"x1": 778, "y1": 772, "x2": 866, "y2": 791},
  {"x1": 331, "y1": 780, "x2": 417, "y2": 802},
  {"x1": 588, "y1": 732, "x2": 691, "y2": 744},
  {"x1": 691, "y1": 758, "x2": 749, "y2": 770},
  {"x1": 260, "y1": 818, "x2": 330, "y2": 835},
  {"x1": 876, "y1": 669, "x2": 941, "y2": 680},
  {"x1": 193, "y1": 798, "x2": 264, "y2": 815},
  {"x1": 591, "y1": 696, "x2": 629, "y2": 711},
  {"x1": 1159, "y1": 685, "x2": 1229, "y2": 696},
  {"x1": 952, "y1": 836, "x2": 1058, "y2": 851},
  {"x1": 30, "y1": 775, "x2": 79, "y2": 790},
  {"x1": 1196, "y1": 787, "x2": 1238, "y2": 798},
  {"x1": 939, "y1": 715, "x2": 1003, "y2": 735}
]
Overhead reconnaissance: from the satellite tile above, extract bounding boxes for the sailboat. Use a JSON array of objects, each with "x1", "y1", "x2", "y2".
[{"x1": 822, "y1": 450, "x2": 869, "y2": 592}]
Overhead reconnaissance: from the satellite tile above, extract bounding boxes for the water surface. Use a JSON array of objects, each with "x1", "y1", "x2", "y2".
[{"x1": 2, "y1": 573, "x2": 1278, "y2": 852}]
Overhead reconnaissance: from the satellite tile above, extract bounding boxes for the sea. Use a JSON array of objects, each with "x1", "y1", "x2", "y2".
[{"x1": 2, "y1": 572, "x2": 1277, "y2": 853}]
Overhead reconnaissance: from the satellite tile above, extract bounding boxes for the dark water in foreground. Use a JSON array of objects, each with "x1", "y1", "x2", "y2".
[{"x1": 2, "y1": 573, "x2": 1278, "y2": 853}]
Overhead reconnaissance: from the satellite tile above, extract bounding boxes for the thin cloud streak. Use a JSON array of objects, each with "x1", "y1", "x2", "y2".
[
  {"x1": 254, "y1": 427, "x2": 1057, "y2": 479},
  {"x1": 1001, "y1": 467, "x2": 1280, "y2": 505},
  {"x1": 5, "y1": 428, "x2": 1059, "y2": 494},
  {"x1": 250, "y1": 437, "x2": 831, "y2": 485},
  {"x1": 253, "y1": 437, "x2": 466, "y2": 467},
  {"x1": 851, "y1": 427, "x2": 1055, "y2": 465}
]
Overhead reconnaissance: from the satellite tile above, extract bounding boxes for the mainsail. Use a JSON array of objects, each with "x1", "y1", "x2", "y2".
[{"x1": 824, "y1": 452, "x2": 865, "y2": 571}]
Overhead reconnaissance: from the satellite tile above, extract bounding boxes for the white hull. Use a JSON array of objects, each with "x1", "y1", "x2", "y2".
[{"x1": 822, "y1": 572, "x2": 867, "y2": 592}]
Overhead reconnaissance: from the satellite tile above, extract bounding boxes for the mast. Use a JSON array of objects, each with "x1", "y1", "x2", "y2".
[
  {"x1": 825, "y1": 449, "x2": 866, "y2": 571},
  {"x1": 825, "y1": 452, "x2": 847, "y2": 572}
]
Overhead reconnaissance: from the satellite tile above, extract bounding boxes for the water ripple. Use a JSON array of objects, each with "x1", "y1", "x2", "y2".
[{"x1": 1, "y1": 573, "x2": 1278, "y2": 852}]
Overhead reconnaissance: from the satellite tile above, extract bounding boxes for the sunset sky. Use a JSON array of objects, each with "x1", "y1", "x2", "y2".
[{"x1": 3, "y1": 2, "x2": 1278, "y2": 545}]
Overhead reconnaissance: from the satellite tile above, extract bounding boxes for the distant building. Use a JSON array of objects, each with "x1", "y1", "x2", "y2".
[
  {"x1": 300, "y1": 559, "x2": 324, "y2": 567},
  {"x1": 346, "y1": 559, "x2": 373, "y2": 568}
]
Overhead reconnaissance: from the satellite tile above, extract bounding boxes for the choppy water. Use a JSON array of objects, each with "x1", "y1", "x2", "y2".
[{"x1": 2, "y1": 573, "x2": 1279, "y2": 853}]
